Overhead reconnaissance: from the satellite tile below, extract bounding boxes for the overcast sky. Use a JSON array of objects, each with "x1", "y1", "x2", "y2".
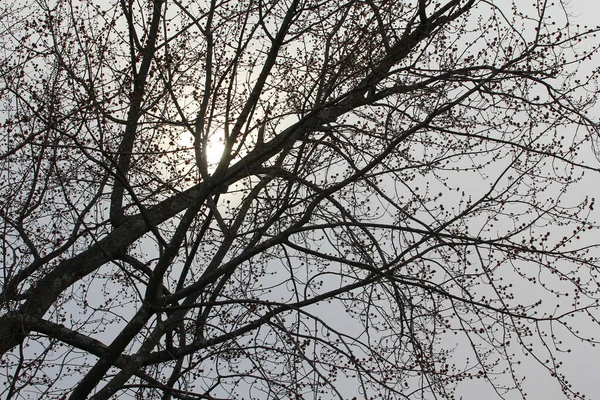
[{"x1": 457, "y1": 1, "x2": 600, "y2": 398}]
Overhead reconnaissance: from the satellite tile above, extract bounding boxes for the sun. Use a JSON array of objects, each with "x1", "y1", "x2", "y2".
[{"x1": 205, "y1": 136, "x2": 226, "y2": 166}]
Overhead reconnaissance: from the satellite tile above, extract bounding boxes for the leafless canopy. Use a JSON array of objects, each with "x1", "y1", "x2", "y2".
[{"x1": 1, "y1": 0, "x2": 600, "y2": 398}]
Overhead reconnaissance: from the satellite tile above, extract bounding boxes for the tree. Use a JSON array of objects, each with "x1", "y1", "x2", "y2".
[{"x1": 1, "y1": 0, "x2": 600, "y2": 398}]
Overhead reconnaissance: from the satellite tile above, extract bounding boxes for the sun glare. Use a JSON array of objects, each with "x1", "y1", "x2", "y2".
[{"x1": 205, "y1": 136, "x2": 226, "y2": 166}]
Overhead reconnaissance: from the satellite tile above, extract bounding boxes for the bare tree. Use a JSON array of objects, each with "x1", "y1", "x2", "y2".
[{"x1": 1, "y1": 0, "x2": 600, "y2": 398}]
